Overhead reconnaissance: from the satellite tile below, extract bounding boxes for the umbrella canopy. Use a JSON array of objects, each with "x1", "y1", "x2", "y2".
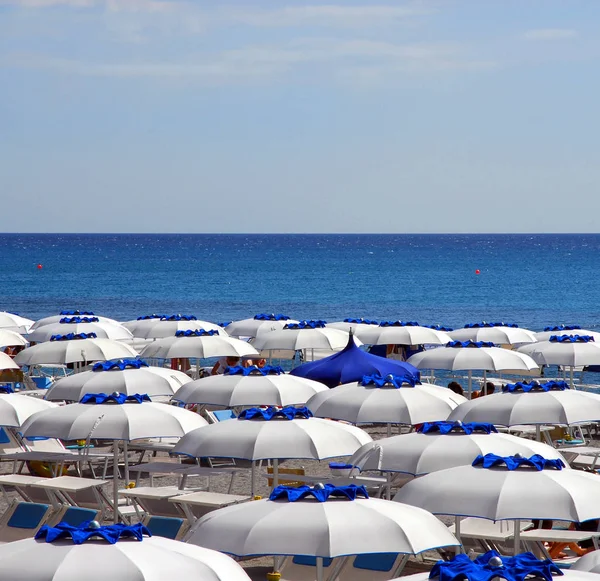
[
  {"x1": 518, "y1": 336, "x2": 600, "y2": 367},
  {"x1": 45, "y1": 359, "x2": 191, "y2": 402},
  {"x1": 225, "y1": 314, "x2": 299, "y2": 338},
  {"x1": 123, "y1": 317, "x2": 224, "y2": 339},
  {"x1": 0, "y1": 351, "x2": 20, "y2": 371},
  {"x1": 394, "y1": 454, "x2": 600, "y2": 523},
  {"x1": 251, "y1": 322, "x2": 353, "y2": 352},
  {"x1": 572, "y1": 549, "x2": 600, "y2": 573},
  {"x1": 1, "y1": 523, "x2": 250, "y2": 581},
  {"x1": 173, "y1": 408, "x2": 371, "y2": 461},
  {"x1": 0, "y1": 329, "x2": 28, "y2": 348},
  {"x1": 359, "y1": 323, "x2": 452, "y2": 346},
  {"x1": 535, "y1": 326, "x2": 600, "y2": 342},
  {"x1": 290, "y1": 335, "x2": 419, "y2": 388},
  {"x1": 172, "y1": 366, "x2": 327, "y2": 408},
  {"x1": 0, "y1": 393, "x2": 57, "y2": 427},
  {"x1": 27, "y1": 321, "x2": 133, "y2": 342},
  {"x1": 326, "y1": 319, "x2": 380, "y2": 339},
  {"x1": 306, "y1": 377, "x2": 466, "y2": 425},
  {"x1": 448, "y1": 380, "x2": 600, "y2": 426},
  {"x1": 0, "y1": 312, "x2": 34, "y2": 334},
  {"x1": 21, "y1": 395, "x2": 207, "y2": 441},
  {"x1": 140, "y1": 333, "x2": 258, "y2": 359},
  {"x1": 31, "y1": 313, "x2": 120, "y2": 330},
  {"x1": 349, "y1": 422, "x2": 567, "y2": 476},
  {"x1": 450, "y1": 324, "x2": 537, "y2": 345},
  {"x1": 187, "y1": 485, "x2": 459, "y2": 558}
]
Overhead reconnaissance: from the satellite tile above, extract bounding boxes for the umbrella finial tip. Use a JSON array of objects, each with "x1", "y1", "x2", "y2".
[
  {"x1": 488, "y1": 556, "x2": 503, "y2": 568},
  {"x1": 111, "y1": 391, "x2": 120, "y2": 397},
  {"x1": 88, "y1": 520, "x2": 101, "y2": 530},
  {"x1": 313, "y1": 482, "x2": 325, "y2": 490}
]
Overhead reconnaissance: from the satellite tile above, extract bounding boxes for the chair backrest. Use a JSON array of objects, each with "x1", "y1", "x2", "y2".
[
  {"x1": 207, "y1": 409, "x2": 236, "y2": 423},
  {"x1": 280, "y1": 555, "x2": 337, "y2": 581},
  {"x1": 267, "y1": 467, "x2": 305, "y2": 487},
  {"x1": 51, "y1": 506, "x2": 98, "y2": 527},
  {"x1": 0, "y1": 501, "x2": 51, "y2": 542},
  {"x1": 143, "y1": 515, "x2": 185, "y2": 539},
  {"x1": 22, "y1": 436, "x2": 67, "y2": 453},
  {"x1": 0, "y1": 428, "x2": 25, "y2": 455}
]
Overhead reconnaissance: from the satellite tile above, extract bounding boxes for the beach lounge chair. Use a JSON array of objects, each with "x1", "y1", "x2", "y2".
[
  {"x1": 0, "y1": 500, "x2": 52, "y2": 542},
  {"x1": 267, "y1": 466, "x2": 306, "y2": 487},
  {"x1": 203, "y1": 409, "x2": 237, "y2": 468},
  {"x1": 337, "y1": 553, "x2": 410, "y2": 580},
  {"x1": 119, "y1": 486, "x2": 185, "y2": 519},
  {"x1": 47, "y1": 506, "x2": 98, "y2": 527},
  {"x1": 448, "y1": 517, "x2": 534, "y2": 555},
  {"x1": 142, "y1": 515, "x2": 187, "y2": 540},
  {"x1": 279, "y1": 555, "x2": 339, "y2": 581}
]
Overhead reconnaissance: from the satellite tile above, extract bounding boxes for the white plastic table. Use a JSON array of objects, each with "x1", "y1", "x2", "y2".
[{"x1": 169, "y1": 491, "x2": 251, "y2": 522}]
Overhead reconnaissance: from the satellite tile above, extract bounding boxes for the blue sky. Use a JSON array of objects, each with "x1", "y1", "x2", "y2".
[{"x1": 1, "y1": 0, "x2": 599, "y2": 233}]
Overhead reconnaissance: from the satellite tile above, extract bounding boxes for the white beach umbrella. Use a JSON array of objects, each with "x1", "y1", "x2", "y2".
[
  {"x1": 251, "y1": 322, "x2": 355, "y2": 352},
  {"x1": 448, "y1": 380, "x2": 600, "y2": 428},
  {"x1": 449, "y1": 324, "x2": 537, "y2": 345},
  {"x1": 31, "y1": 313, "x2": 120, "y2": 330},
  {"x1": 0, "y1": 393, "x2": 57, "y2": 427},
  {"x1": 1, "y1": 527, "x2": 250, "y2": 581},
  {"x1": 225, "y1": 314, "x2": 299, "y2": 338},
  {"x1": 394, "y1": 454, "x2": 600, "y2": 551},
  {"x1": 0, "y1": 312, "x2": 34, "y2": 334},
  {"x1": 407, "y1": 342, "x2": 539, "y2": 397},
  {"x1": 394, "y1": 566, "x2": 599, "y2": 581},
  {"x1": 140, "y1": 332, "x2": 257, "y2": 359},
  {"x1": 14, "y1": 338, "x2": 138, "y2": 366},
  {"x1": 172, "y1": 366, "x2": 327, "y2": 408},
  {"x1": 0, "y1": 351, "x2": 20, "y2": 371},
  {"x1": 21, "y1": 393, "x2": 207, "y2": 521},
  {"x1": 123, "y1": 318, "x2": 224, "y2": 339},
  {"x1": 326, "y1": 319, "x2": 380, "y2": 339},
  {"x1": 187, "y1": 488, "x2": 459, "y2": 573},
  {"x1": 0, "y1": 329, "x2": 28, "y2": 348},
  {"x1": 349, "y1": 423, "x2": 567, "y2": 476},
  {"x1": 173, "y1": 407, "x2": 371, "y2": 495},
  {"x1": 27, "y1": 321, "x2": 133, "y2": 342},
  {"x1": 572, "y1": 549, "x2": 600, "y2": 573},
  {"x1": 306, "y1": 377, "x2": 466, "y2": 427},
  {"x1": 45, "y1": 360, "x2": 191, "y2": 402},
  {"x1": 359, "y1": 324, "x2": 452, "y2": 346},
  {"x1": 535, "y1": 326, "x2": 600, "y2": 342}
]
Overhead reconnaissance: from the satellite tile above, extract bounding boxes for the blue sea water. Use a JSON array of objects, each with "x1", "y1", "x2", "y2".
[{"x1": 0, "y1": 233, "x2": 599, "y2": 329}]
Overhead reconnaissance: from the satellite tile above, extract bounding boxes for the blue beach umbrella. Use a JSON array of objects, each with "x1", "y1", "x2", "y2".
[{"x1": 290, "y1": 334, "x2": 420, "y2": 388}]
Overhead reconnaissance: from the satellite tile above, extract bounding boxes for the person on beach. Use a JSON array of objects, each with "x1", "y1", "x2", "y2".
[
  {"x1": 481, "y1": 382, "x2": 496, "y2": 396},
  {"x1": 211, "y1": 356, "x2": 241, "y2": 375},
  {"x1": 447, "y1": 381, "x2": 464, "y2": 396}
]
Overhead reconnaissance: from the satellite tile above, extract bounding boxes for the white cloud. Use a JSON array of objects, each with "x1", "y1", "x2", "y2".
[{"x1": 522, "y1": 28, "x2": 578, "y2": 41}]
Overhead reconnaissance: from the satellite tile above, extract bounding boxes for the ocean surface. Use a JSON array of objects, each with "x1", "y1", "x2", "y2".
[{"x1": 1, "y1": 233, "x2": 599, "y2": 330}]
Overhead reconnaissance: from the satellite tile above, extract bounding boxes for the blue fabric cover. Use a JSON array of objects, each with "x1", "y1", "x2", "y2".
[
  {"x1": 80, "y1": 393, "x2": 151, "y2": 404},
  {"x1": 160, "y1": 315, "x2": 197, "y2": 321},
  {"x1": 224, "y1": 365, "x2": 284, "y2": 376},
  {"x1": 0, "y1": 384, "x2": 14, "y2": 394},
  {"x1": 50, "y1": 332, "x2": 97, "y2": 341},
  {"x1": 213, "y1": 409, "x2": 237, "y2": 421},
  {"x1": 35, "y1": 521, "x2": 151, "y2": 544},
  {"x1": 447, "y1": 340, "x2": 495, "y2": 348},
  {"x1": 92, "y1": 359, "x2": 149, "y2": 372},
  {"x1": 290, "y1": 334, "x2": 420, "y2": 388},
  {"x1": 145, "y1": 516, "x2": 184, "y2": 539},
  {"x1": 284, "y1": 320, "x2": 327, "y2": 329},
  {"x1": 175, "y1": 329, "x2": 218, "y2": 337},
  {"x1": 472, "y1": 454, "x2": 565, "y2": 471},
  {"x1": 329, "y1": 462, "x2": 354, "y2": 469},
  {"x1": 343, "y1": 318, "x2": 378, "y2": 324},
  {"x1": 425, "y1": 324, "x2": 454, "y2": 331},
  {"x1": 379, "y1": 320, "x2": 419, "y2": 327},
  {"x1": 549, "y1": 334, "x2": 595, "y2": 343},
  {"x1": 360, "y1": 373, "x2": 418, "y2": 388},
  {"x1": 292, "y1": 556, "x2": 334, "y2": 567},
  {"x1": 7, "y1": 503, "x2": 49, "y2": 529},
  {"x1": 353, "y1": 553, "x2": 398, "y2": 572},
  {"x1": 136, "y1": 314, "x2": 166, "y2": 320},
  {"x1": 253, "y1": 314, "x2": 290, "y2": 321},
  {"x1": 238, "y1": 406, "x2": 313, "y2": 420},
  {"x1": 544, "y1": 325, "x2": 581, "y2": 332},
  {"x1": 60, "y1": 507, "x2": 98, "y2": 527},
  {"x1": 60, "y1": 310, "x2": 94, "y2": 316},
  {"x1": 59, "y1": 316, "x2": 100, "y2": 324},
  {"x1": 464, "y1": 322, "x2": 518, "y2": 328},
  {"x1": 430, "y1": 550, "x2": 562, "y2": 581},
  {"x1": 270, "y1": 483, "x2": 369, "y2": 502},
  {"x1": 218, "y1": 321, "x2": 233, "y2": 327},
  {"x1": 0, "y1": 428, "x2": 11, "y2": 444},
  {"x1": 418, "y1": 422, "x2": 498, "y2": 435},
  {"x1": 503, "y1": 380, "x2": 570, "y2": 393}
]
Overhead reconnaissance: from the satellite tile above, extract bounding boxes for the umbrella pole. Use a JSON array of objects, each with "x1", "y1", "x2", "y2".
[
  {"x1": 468, "y1": 370, "x2": 473, "y2": 399},
  {"x1": 514, "y1": 519, "x2": 521, "y2": 553},
  {"x1": 273, "y1": 458, "x2": 279, "y2": 488},
  {"x1": 536, "y1": 425, "x2": 541, "y2": 442},
  {"x1": 124, "y1": 441, "x2": 130, "y2": 487},
  {"x1": 250, "y1": 461, "x2": 255, "y2": 497},
  {"x1": 316, "y1": 557, "x2": 324, "y2": 581},
  {"x1": 385, "y1": 472, "x2": 391, "y2": 501},
  {"x1": 386, "y1": 423, "x2": 391, "y2": 437},
  {"x1": 113, "y1": 441, "x2": 119, "y2": 524},
  {"x1": 570, "y1": 366, "x2": 575, "y2": 389},
  {"x1": 455, "y1": 516, "x2": 462, "y2": 554}
]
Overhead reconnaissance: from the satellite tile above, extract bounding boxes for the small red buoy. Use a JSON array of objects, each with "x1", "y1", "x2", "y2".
[
  {"x1": 475, "y1": 269, "x2": 480, "y2": 275},
  {"x1": 36, "y1": 264, "x2": 43, "y2": 270}
]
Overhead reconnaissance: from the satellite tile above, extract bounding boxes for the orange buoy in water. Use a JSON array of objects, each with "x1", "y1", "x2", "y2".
[
  {"x1": 36, "y1": 264, "x2": 43, "y2": 270},
  {"x1": 475, "y1": 269, "x2": 480, "y2": 275}
]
